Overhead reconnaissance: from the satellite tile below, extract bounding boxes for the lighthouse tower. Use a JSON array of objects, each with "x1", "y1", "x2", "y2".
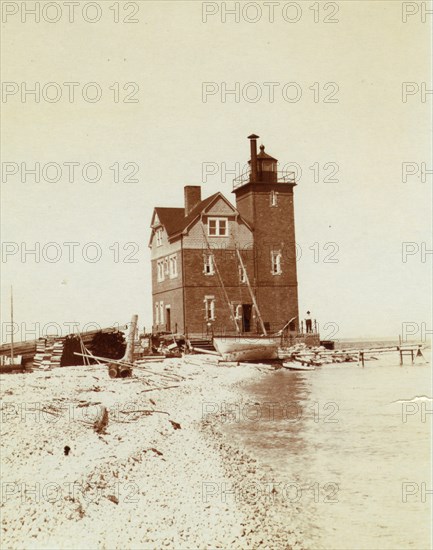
[{"x1": 232, "y1": 134, "x2": 299, "y2": 332}]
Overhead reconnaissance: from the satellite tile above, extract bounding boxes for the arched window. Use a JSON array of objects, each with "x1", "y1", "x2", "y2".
[
  {"x1": 271, "y1": 251, "x2": 282, "y2": 275},
  {"x1": 270, "y1": 191, "x2": 278, "y2": 207}
]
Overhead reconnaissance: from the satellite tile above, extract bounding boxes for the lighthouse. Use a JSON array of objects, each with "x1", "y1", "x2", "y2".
[{"x1": 232, "y1": 134, "x2": 300, "y2": 332}]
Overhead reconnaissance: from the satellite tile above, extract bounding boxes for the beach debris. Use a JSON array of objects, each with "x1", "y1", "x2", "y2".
[
  {"x1": 93, "y1": 406, "x2": 109, "y2": 434},
  {"x1": 149, "y1": 448, "x2": 163, "y2": 456},
  {"x1": 0, "y1": 326, "x2": 124, "y2": 371},
  {"x1": 140, "y1": 385, "x2": 180, "y2": 393},
  {"x1": 106, "y1": 313, "x2": 137, "y2": 378},
  {"x1": 191, "y1": 347, "x2": 220, "y2": 356},
  {"x1": 64, "y1": 446, "x2": 71, "y2": 456},
  {"x1": 118, "y1": 409, "x2": 169, "y2": 422},
  {"x1": 279, "y1": 343, "x2": 365, "y2": 366},
  {"x1": 74, "y1": 315, "x2": 138, "y2": 379},
  {"x1": 169, "y1": 420, "x2": 181, "y2": 430},
  {"x1": 77, "y1": 401, "x2": 102, "y2": 408},
  {"x1": 108, "y1": 362, "x2": 133, "y2": 379},
  {"x1": 40, "y1": 405, "x2": 61, "y2": 417},
  {"x1": 107, "y1": 495, "x2": 119, "y2": 505}
]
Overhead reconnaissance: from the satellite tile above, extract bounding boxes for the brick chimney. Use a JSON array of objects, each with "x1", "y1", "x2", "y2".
[
  {"x1": 184, "y1": 186, "x2": 201, "y2": 216},
  {"x1": 248, "y1": 134, "x2": 259, "y2": 183}
]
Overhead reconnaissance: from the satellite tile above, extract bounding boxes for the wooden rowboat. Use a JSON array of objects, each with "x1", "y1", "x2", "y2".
[
  {"x1": 213, "y1": 337, "x2": 278, "y2": 362},
  {"x1": 283, "y1": 362, "x2": 316, "y2": 371}
]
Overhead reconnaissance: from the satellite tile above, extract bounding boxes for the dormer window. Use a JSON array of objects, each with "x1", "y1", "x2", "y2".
[
  {"x1": 155, "y1": 228, "x2": 163, "y2": 247},
  {"x1": 208, "y1": 217, "x2": 228, "y2": 237}
]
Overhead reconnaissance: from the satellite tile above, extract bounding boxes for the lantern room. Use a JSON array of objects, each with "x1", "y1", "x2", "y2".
[{"x1": 256, "y1": 144, "x2": 278, "y2": 183}]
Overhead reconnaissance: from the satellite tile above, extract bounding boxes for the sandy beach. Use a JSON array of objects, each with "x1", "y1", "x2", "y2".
[{"x1": 1, "y1": 358, "x2": 304, "y2": 550}]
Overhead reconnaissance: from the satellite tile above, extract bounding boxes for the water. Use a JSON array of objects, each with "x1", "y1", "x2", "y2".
[{"x1": 223, "y1": 348, "x2": 432, "y2": 549}]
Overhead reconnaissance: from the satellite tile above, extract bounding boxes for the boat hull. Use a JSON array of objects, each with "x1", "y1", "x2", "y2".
[
  {"x1": 283, "y1": 362, "x2": 316, "y2": 371},
  {"x1": 213, "y1": 336, "x2": 278, "y2": 362}
]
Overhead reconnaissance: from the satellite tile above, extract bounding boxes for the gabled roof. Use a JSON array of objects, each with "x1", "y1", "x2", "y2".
[
  {"x1": 152, "y1": 207, "x2": 185, "y2": 237},
  {"x1": 178, "y1": 193, "x2": 219, "y2": 235},
  {"x1": 150, "y1": 192, "x2": 251, "y2": 245}
]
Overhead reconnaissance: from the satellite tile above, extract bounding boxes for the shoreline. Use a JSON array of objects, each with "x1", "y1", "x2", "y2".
[
  {"x1": 199, "y1": 376, "x2": 307, "y2": 550},
  {"x1": 0, "y1": 357, "x2": 305, "y2": 549}
]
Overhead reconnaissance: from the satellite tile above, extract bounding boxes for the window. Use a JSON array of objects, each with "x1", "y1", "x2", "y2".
[
  {"x1": 155, "y1": 228, "x2": 163, "y2": 247},
  {"x1": 271, "y1": 250, "x2": 282, "y2": 275},
  {"x1": 169, "y1": 255, "x2": 178, "y2": 278},
  {"x1": 233, "y1": 303, "x2": 242, "y2": 320},
  {"x1": 159, "y1": 302, "x2": 164, "y2": 324},
  {"x1": 239, "y1": 265, "x2": 247, "y2": 283},
  {"x1": 157, "y1": 260, "x2": 165, "y2": 282},
  {"x1": 208, "y1": 217, "x2": 228, "y2": 237},
  {"x1": 204, "y1": 296, "x2": 215, "y2": 321},
  {"x1": 155, "y1": 303, "x2": 159, "y2": 325},
  {"x1": 270, "y1": 191, "x2": 278, "y2": 207},
  {"x1": 203, "y1": 254, "x2": 215, "y2": 275},
  {"x1": 164, "y1": 258, "x2": 169, "y2": 276}
]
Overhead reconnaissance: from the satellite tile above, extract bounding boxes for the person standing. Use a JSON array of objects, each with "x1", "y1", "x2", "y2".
[{"x1": 305, "y1": 311, "x2": 312, "y2": 333}]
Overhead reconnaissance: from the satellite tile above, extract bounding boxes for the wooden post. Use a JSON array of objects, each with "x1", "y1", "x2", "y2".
[
  {"x1": 109, "y1": 314, "x2": 137, "y2": 378},
  {"x1": 10, "y1": 286, "x2": 14, "y2": 366},
  {"x1": 235, "y1": 247, "x2": 267, "y2": 336},
  {"x1": 201, "y1": 223, "x2": 241, "y2": 334},
  {"x1": 123, "y1": 314, "x2": 138, "y2": 363}
]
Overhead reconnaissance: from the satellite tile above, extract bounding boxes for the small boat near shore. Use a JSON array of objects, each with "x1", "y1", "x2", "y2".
[
  {"x1": 283, "y1": 362, "x2": 316, "y2": 371},
  {"x1": 213, "y1": 337, "x2": 278, "y2": 362}
]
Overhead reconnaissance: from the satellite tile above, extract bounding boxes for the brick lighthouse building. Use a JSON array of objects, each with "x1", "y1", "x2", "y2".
[
  {"x1": 233, "y1": 134, "x2": 299, "y2": 334},
  {"x1": 149, "y1": 134, "x2": 300, "y2": 337}
]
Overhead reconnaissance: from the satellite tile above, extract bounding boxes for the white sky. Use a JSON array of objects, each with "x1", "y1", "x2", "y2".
[{"x1": 1, "y1": 0, "x2": 432, "y2": 342}]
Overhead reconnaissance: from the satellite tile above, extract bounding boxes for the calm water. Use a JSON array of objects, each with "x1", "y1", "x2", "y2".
[{"x1": 223, "y1": 348, "x2": 432, "y2": 549}]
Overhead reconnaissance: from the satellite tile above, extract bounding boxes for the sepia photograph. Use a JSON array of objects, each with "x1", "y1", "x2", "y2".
[{"x1": 1, "y1": 1, "x2": 432, "y2": 549}]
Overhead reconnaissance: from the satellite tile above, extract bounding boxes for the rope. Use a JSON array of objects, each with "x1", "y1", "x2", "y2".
[{"x1": 200, "y1": 221, "x2": 241, "y2": 333}]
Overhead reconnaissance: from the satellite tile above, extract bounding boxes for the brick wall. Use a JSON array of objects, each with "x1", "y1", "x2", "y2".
[
  {"x1": 183, "y1": 248, "x2": 255, "y2": 335},
  {"x1": 234, "y1": 182, "x2": 299, "y2": 330},
  {"x1": 255, "y1": 285, "x2": 299, "y2": 333},
  {"x1": 152, "y1": 287, "x2": 184, "y2": 333}
]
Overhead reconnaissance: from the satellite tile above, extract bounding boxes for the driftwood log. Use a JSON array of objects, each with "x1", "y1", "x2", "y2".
[{"x1": 93, "y1": 406, "x2": 109, "y2": 434}]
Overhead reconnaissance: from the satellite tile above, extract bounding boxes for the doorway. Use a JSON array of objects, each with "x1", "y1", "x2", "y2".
[
  {"x1": 165, "y1": 306, "x2": 171, "y2": 332},
  {"x1": 242, "y1": 304, "x2": 252, "y2": 332}
]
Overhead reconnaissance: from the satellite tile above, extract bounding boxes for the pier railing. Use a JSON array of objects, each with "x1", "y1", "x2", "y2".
[{"x1": 190, "y1": 322, "x2": 320, "y2": 344}]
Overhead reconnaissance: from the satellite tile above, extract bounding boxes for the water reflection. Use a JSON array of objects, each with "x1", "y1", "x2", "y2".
[{"x1": 222, "y1": 355, "x2": 432, "y2": 549}]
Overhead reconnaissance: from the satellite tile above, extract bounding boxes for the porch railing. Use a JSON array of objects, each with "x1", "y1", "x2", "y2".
[{"x1": 233, "y1": 170, "x2": 296, "y2": 190}]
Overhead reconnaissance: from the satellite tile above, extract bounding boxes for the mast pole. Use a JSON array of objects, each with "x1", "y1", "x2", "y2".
[
  {"x1": 10, "y1": 285, "x2": 14, "y2": 364},
  {"x1": 200, "y1": 223, "x2": 241, "y2": 334},
  {"x1": 235, "y1": 247, "x2": 267, "y2": 336}
]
